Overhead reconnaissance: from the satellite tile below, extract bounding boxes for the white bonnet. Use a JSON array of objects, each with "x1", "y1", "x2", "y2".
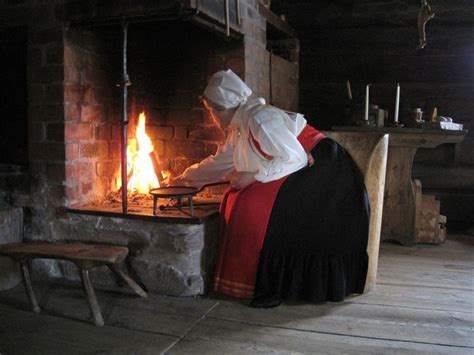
[{"x1": 203, "y1": 69, "x2": 252, "y2": 109}]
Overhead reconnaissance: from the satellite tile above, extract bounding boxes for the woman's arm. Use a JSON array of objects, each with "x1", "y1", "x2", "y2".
[
  {"x1": 249, "y1": 108, "x2": 308, "y2": 183},
  {"x1": 177, "y1": 135, "x2": 235, "y2": 187}
]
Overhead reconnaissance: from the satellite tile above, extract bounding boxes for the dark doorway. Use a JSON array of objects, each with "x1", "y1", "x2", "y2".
[{"x1": 0, "y1": 27, "x2": 28, "y2": 166}]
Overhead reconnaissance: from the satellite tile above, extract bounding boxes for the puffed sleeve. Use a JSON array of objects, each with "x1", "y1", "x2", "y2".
[
  {"x1": 181, "y1": 132, "x2": 235, "y2": 186},
  {"x1": 249, "y1": 107, "x2": 308, "y2": 182}
]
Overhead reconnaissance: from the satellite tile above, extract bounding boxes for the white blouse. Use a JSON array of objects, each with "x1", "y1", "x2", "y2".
[{"x1": 181, "y1": 98, "x2": 308, "y2": 186}]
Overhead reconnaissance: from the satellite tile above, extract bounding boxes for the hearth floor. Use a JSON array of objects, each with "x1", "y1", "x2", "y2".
[{"x1": 0, "y1": 234, "x2": 472, "y2": 354}]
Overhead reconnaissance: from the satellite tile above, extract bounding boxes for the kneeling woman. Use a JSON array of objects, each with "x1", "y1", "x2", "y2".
[{"x1": 170, "y1": 69, "x2": 370, "y2": 308}]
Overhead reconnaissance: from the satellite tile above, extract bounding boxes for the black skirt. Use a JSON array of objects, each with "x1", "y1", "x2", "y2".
[{"x1": 252, "y1": 138, "x2": 370, "y2": 307}]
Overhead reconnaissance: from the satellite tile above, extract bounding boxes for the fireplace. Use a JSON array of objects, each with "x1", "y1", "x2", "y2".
[
  {"x1": 63, "y1": 20, "x2": 241, "y2": 220},
  {"x1": 0, "y1": 0, "x2": 299, "y2": 296}
]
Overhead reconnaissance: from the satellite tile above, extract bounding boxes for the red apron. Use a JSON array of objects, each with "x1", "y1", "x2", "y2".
[{"x1": 214, "y1": 125, "x2": 325, "y2": 298}]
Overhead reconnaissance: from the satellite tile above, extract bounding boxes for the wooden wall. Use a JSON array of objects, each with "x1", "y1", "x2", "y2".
[{"x1": 279, "y1": 0, "x2": 474, "y2": 229}]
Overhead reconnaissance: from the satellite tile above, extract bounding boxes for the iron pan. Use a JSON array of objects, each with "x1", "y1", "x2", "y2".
[{"x1": 149, "y1": 181, "x2": 229, "y2": 199}]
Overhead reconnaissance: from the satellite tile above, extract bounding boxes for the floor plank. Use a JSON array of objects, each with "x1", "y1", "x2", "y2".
[
  {"x1": 376, "y1": 266, "x2": 473, "y2": 290},
  {"x1": 349, "y1": 283, "x2": 473, "y2": 313},
  {"x1": 174, "y1": 317, "x2": 472, "y2": 355},
  {"x1": 38, "y1": 284, "x2": 219, "y2": 337},
  {"x1": 207, "y1": 298, "x2": 473, "y2": 347},
  {"x1": 0, "y1": 304, "x2": 178, "y2": 355}
]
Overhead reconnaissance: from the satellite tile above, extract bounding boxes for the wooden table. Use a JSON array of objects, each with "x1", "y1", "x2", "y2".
[{"x1": 332, "y1": 126, "x2": 467, "y2": 246}]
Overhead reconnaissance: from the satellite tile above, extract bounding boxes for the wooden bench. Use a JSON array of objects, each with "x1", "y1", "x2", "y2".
[{"x1": 0, "y1": 242, "x2": 147, "y2": 326}]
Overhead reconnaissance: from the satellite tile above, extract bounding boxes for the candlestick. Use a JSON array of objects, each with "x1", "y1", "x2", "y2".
[
  {"x1": 394, "y1": 83, "x2": 400, "y2": 123},
  {"x1": 364, "y1": 85, "x2": 370, "y2": 121},
  {"x1": 346, "y1": 80, "x2": 352, "y2": 100}
]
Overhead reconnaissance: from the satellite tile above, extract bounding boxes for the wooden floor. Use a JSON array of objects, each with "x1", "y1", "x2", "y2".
[{"x1": 0, "y1": 234, "x2": 472, "y2": 354}]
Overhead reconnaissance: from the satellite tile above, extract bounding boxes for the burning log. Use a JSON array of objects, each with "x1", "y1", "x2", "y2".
[{"x1": 118, "y1": 112, "x2": 161, "y2": 196}]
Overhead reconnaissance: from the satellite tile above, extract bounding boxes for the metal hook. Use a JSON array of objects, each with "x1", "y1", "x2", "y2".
[
  {"x1": 236, "y1": 0, "x2": 241, "y2": 26},
  {"x1": 224, "y1": 0, "x2": 230, "y2": 36}
]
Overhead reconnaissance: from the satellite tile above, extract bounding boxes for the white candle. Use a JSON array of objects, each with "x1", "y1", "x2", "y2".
[
  {"x1": 364, "y1": 85, "x2": 370, "y2": 121},
  {"x1": 394, "y1": 83, "x2": 400, "y2": 123},
  {"x1": 346, "y1": 80, "x2": 352, "y2": 100}
]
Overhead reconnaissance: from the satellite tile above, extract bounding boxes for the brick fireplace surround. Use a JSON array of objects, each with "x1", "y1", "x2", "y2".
[{"x1": 0, "y1": 0, "x2": 299, "y2": 296}]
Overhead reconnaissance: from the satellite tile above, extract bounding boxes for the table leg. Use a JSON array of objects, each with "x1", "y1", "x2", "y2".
[
  {"x1": 79, "y1": 269, "x2": 104, "y2": 327},
  {"x1": 20, "y1": 261, "x2": 41, "y2": 313},
  {"x1": 189, "y1": 197, "x2": 194, "y2": 216},
  {"x1": 109, "y1": 263, "x2": 147, "y2": 298},
  {"x1": 153, "y1": 196, "x2": 158, "y2": 215},
  {"x1": 382, "y1": 146, "x2": 417, "y2": 246}
]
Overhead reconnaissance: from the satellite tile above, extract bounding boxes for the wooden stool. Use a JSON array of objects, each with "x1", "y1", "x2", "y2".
[{"x1": 0, "y1": 242, "x2": 147, "y2": 326}]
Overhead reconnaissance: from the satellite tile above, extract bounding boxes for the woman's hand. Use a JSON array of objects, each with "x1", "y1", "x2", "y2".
[
  {"x1": 165, "y1": 175, "x2": 190, "y2": 187},
  {"x1": 307, "y1": 152, "x2": 315, "y2": 167},
  {"x1": 231, "y1": 171, "x2": 257, "y2": 190}
]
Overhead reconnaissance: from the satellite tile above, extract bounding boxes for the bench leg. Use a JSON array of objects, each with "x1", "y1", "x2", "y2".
[
  {"x1": 109, "y1": 264, "x2": 148, "y2": 298},
  {"x1": 20, "y1": 261, "x2": 41, "y2": 314},
  {"x1": 79, "y1": 269, "x2": 104, "y2": 327}
]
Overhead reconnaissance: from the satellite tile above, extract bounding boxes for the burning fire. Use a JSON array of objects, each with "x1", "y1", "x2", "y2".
[{"x1": 125, "y1": 112, "x2": 160, "y2": 194}]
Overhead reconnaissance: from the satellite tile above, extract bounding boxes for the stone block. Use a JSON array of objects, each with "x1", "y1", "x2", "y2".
[
  {"x1": 29, "y1": 122, "x2": 45, "y2": 143},
  {"x1": 28, "y1": 47, "x2": 44, "y2": 68},
  {"x1": 30, "y1": 28, "x2": 62, "y2": 45},
  {"x1": 131, "y1": 258, "x2": 204, "y2": 296},
  {"x1": 80, "y1": 181, "x2": 94, "y2": 196},
  {"x1": 0, "y1": 207, "x2": 23, "y2": 290},
  {"x1": 30, "y1": 259, "x2": 62, "y2": 281},
  {"x1": 64, "y1": 84, "x2": 83, "y2": 104},
  {"x1": 47, "y1": 185, "x2": 66, "y2": 205},
  {"x1": 65, "y1": 103, "x2": 80, "y2": 121},
  {"x1": 46, "y1": 163, "x2": 65, "y2": 183},
  {"x1": 111, "y1": 125, "x2": 121, "y2": 141},
  {"x1": 150, "y1": 140, "x2": 165, "y2": 156},
  {"x1": 30, "y1": 142, "x2": 65, "y2": 162},
  {"x1": 147, "y1": 125, "x2": 173, "y2": 140},
  {"x1": 46, "y1": 122, "x2": 64, "y2": 141},
  {"x1": 63, "y1": 45, "x2": 76, "y2": 67},
  {"x1": 170, "y1": 157, "x2": 192, "y2": 175},
  {"x1": 165, "y1": 140, "x2": 208, "y2": 160},
  {"x1": 109, "y1": 141, "x2": 121, "y2": 159},
  {"x1": 65, "y1": 143, "x2": 80, "y2": 161},
  {"x1": 80, "y1": 142, "x2": 108, "y2": 159},
  {"x1": 83, "y1": 87, "x2": 98, "y2": 105},
  {"x1": 44, "y1": 84, "x2": 64, "y2": 104},
  {"x1": 96, "y1": 161, "x2": 119, "y2": 178},
  {"x1": 31, "y1": 65, "x2": 63, "y2": 84},
  {"x1": 166, "y1": 109, "x2": 205, "y2": 126},
  {"x1": 31, "y1": 104, "x2": 64, "y2": 123},
  {"x1": 29, "y1": 84, "x2": 45, "y2": 104},
  {"x1": 64, "y1": 65, "x2": 80, "y2": 83},
  {"x1": 174, "y1": 126, "x2": 188, "y2": 140},
  {"x1": 65, "y1": 122, "x2": 93, "y2": 142},
  {"x1": 189, "y1": 126, "x2": 226, "y2": 142},
  {"x1": 81, "y1": 65, "x2": 106, "y2": 86},
  {"x1": 45, "y1": 43, "x2": 64, "y2": 64},
  {"x1": 81, "y1": 104, "x2": 104, "y2": 122},
  {"x1": 95, "y1": 124, "x2": 111, "y2": 141}
]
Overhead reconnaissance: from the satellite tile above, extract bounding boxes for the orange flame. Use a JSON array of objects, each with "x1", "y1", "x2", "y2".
[{"x1": 126, "y1": 112, "x2": 160, "y2": 194}]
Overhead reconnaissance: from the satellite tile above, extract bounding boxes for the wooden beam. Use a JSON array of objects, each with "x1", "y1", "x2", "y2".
[{"x1": 258, "y1": 2, "x2": 297, "y2": 38}]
